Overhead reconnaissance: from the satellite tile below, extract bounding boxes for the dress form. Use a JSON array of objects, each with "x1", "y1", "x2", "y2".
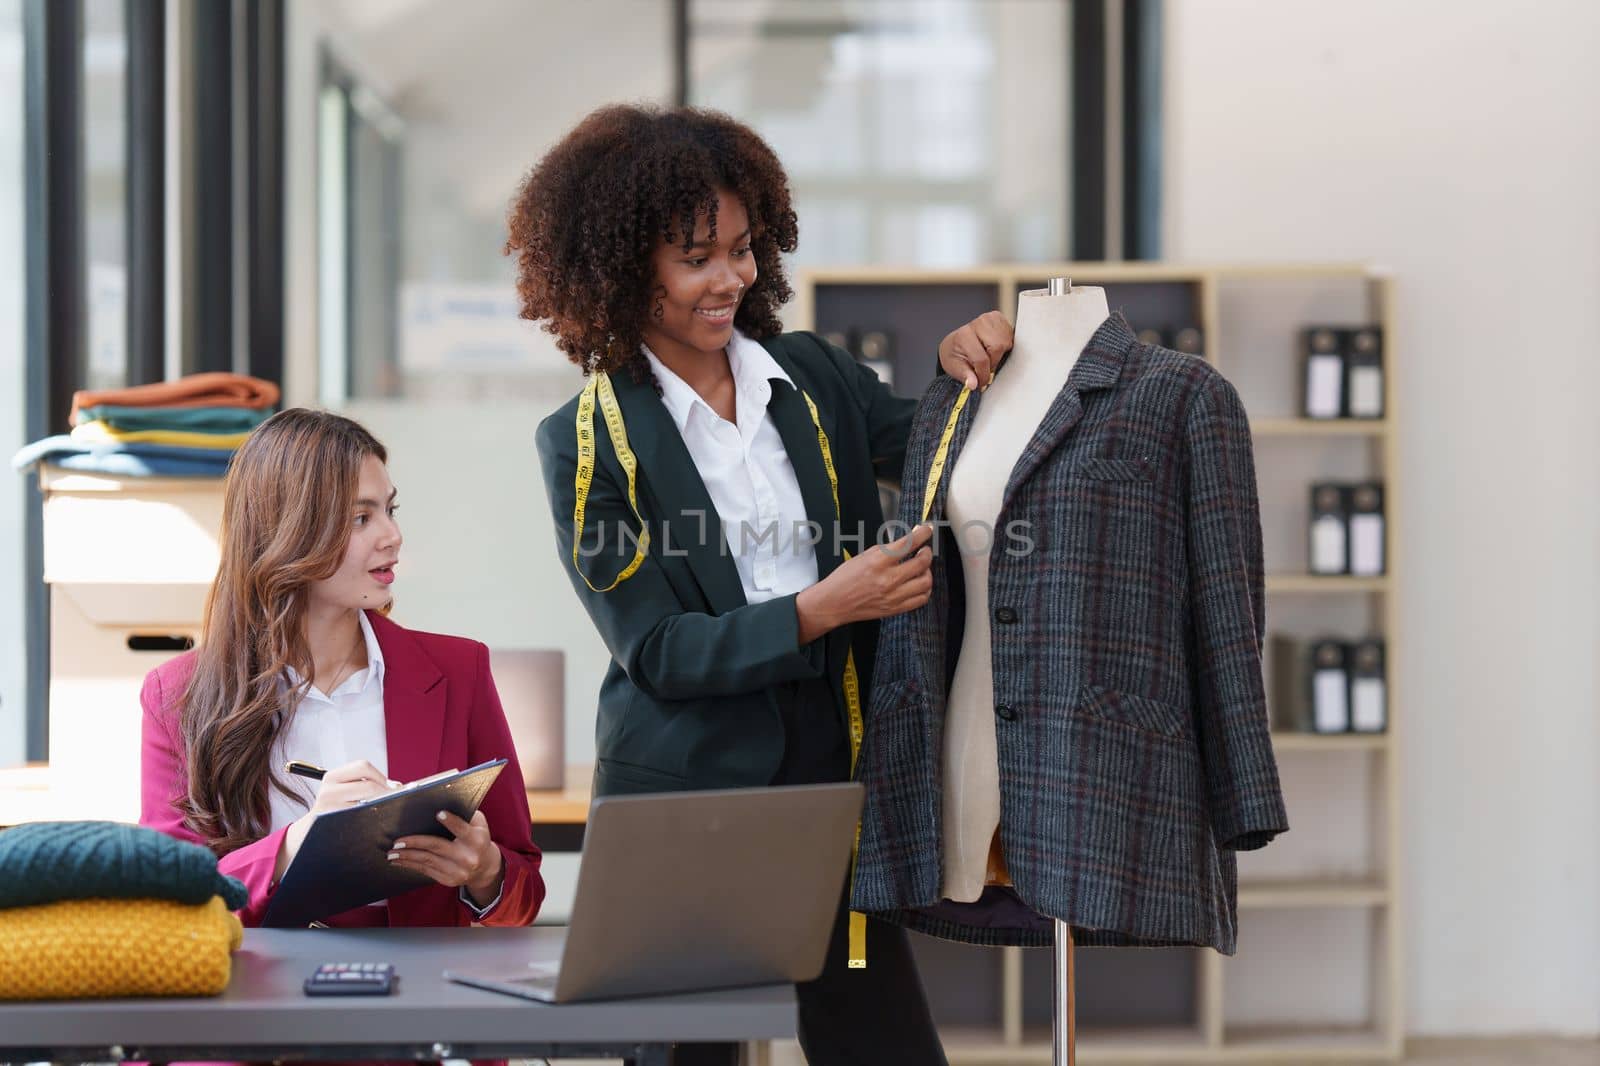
[{"x1": 939, "y1": 282, "x2": 1111, "y2": 902}]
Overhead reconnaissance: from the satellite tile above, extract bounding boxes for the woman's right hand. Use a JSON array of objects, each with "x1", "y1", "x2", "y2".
[
  {"x1": 795, "y1": 524, "x2": 935, "y2": 645},
  {"x1": 275, "y1": 760, "x2": 394, "y2": 878}
]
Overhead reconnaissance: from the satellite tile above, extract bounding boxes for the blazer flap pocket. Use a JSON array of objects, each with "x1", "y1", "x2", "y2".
[
  {"x1": 1080, "y1": 684, "x2": 1187, "y2": 738},
  {"x1": 595, "y1": 757, "x2": 687, "y2": 791},
  {"x1": 1070, "y1": 457, "x2": 1155, "y2": 482}
]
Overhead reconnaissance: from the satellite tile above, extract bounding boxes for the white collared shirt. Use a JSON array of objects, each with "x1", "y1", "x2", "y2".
[
  {"x1": 269, "y1": 609, "x2": 389, "y2": 832},
  {"x1": 641, "y1": 330, "x2": 819, "y2": 604}
]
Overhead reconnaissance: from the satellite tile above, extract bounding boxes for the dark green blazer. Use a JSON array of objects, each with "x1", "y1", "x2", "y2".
[{"x1": 535, "y1": 332, "x2": 916, "y2": 797}]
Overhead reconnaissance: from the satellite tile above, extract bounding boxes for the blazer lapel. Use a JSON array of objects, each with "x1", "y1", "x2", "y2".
[
  {"x1": 761, "y1": 344, "x2": 846, "y2": 582},
  {"x1": 607, "y1": 370, "x2": 748, "y2": 616},
  {"x1": 368, "y1": 611, "x2": 446, "y2": 785},
  {"x1": 761, "y1": 342, "x2": 854, "y2": 720},
  {"x1": 999, "y1": 312, "x2": 1134, "y2": 513}
]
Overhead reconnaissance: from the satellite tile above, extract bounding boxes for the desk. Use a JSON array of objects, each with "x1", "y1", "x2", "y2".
[
  {"x1": 527, "y1": 764, "x2": 594, "y2": 852},
  {"x1": 0, "y1": 926, "x2": 795, "y2": 1065}
]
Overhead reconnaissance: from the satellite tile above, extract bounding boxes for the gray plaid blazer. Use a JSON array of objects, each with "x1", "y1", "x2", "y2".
[{"x1": 851, "y1": 313, "x2": 1289, "y2": 955}]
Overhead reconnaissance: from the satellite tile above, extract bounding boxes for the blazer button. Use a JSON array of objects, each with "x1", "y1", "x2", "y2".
[
  {"x1": 994, "y1": 606, "x2": 1018, "y2": 624},
  {"x1": 995, "y1": 704, "x2": 1017, "y2": 722}
]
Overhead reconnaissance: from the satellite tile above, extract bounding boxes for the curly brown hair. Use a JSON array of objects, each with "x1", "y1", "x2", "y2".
[{"x1": 505, "y1": 104, "x2": 799, "y2": 379}]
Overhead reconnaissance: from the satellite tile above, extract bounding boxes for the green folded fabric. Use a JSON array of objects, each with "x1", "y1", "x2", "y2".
[
  {"x1": 0, "y1": 821, "x2": 248, "y2": 911},
  {"x1": 75, "y1": 404, "x2": 275, "y2": 434}
]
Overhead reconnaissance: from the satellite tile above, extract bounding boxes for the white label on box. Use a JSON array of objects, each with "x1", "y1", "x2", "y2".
[
  {"x1": 1313, "y1": 669, "x2": 1350, "y2": 732},
  {"x1": 1349, "y1": 365, "x2": 1383, "y2": 417},
  {"x1": 1350, "y1": 514, "x2": 1385, "y2": 575},
  {"x1": 1312, "y1": 515, "x2": 1347, "y2": 574},
  {"x1": 1307, "y1": 355, "x2": 1343, "y2": 418},
  {"x1": 1352, "y1": 677, "x2": 1386, "y2": 732}
]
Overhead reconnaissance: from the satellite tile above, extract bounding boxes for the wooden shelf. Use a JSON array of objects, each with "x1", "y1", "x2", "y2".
[
  {"x1": 1223, "y1": 1025, "x2": 1397, "y2": 1061},
  {"x1": 1265, "y1": 575, "x2": 1389, "y2": 594},
  {"x1": 944, "y1": 1024, "x2": 1211, "y2": 1064},
  {"x1": 1271, "y1": 732, "x2": 1390, "y2": 753},
  {"x1": 526, "y1": 763, "x2": 593, "y2": 824},
  {"x1": 1238, "y1": 878, "x2": 1389, "y2": 909},
  {"x1": 1252, "y1": 417, "x2": 1390, "y2": 437},
  {"x1": 942, "y1": 1023, "x2": 1398, "y2": 1063}
]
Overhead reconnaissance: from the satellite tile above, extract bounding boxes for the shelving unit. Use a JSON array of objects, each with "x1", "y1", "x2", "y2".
[{"x1": 793, "y1": 263, "x2": 1404, "y2": 1063}]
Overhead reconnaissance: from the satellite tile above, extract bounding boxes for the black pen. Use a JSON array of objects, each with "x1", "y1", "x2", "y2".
[
  {"x1": 285, "y1": 760, "x2": 326, "y2": 781},
  {"x1": 286, "y1": 760, "x2": 400, "y2": 788}
]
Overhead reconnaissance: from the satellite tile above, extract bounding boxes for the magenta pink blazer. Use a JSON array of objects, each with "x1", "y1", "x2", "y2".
[{"x1": 140, "y1": 610, "x2": 546, "y2": 929}]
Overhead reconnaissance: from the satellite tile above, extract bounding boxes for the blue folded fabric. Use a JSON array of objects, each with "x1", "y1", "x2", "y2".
[
  {"x1": 51, "y1": 452, "x2": 233, "y2": 478},
  {"x1": 11, "y1": 435, "x2": 233, "y2": 478},
  {"x1": 0, "y1": 821, "x2": 248, "y2": 910}
]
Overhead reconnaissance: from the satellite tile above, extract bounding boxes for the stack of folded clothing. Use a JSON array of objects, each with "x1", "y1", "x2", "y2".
[
  {"x1": 0, "y1": 821, "x2": 248, "y2": 999},
  {"x1": 11, "y1": 372, "x2": 279, "y2": 478}
]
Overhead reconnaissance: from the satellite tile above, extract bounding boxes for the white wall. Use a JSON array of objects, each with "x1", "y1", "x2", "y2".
[{"x1": 1165, "y1": 0, "x2": 1600, "y2": 1037}]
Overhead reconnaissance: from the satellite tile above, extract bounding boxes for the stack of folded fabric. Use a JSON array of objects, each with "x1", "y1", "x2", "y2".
[
  {"x1": 0, "y1": 821, "x2": 248, "y2": 1000},
  {"x1": 11, "y1": 372, "x2": 279, "y2": 478}
]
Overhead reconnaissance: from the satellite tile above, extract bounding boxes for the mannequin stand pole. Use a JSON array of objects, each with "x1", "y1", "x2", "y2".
[{"x1": 1053, "y1": 919, "x2": 1076, "y2": 1066}]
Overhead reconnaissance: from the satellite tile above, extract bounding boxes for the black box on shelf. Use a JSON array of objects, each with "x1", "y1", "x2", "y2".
[
  {"x1": 857, "y1": 328, "x2": 895, "y2": 363},
  {"x1": 1309, "y1": 483, "x2": 1351, "y2": 575},
  {"x1": 1344, "y1": 327, "x2": 1384, "y2": 419},
  {"x1": 1170, "y1": 325, "x2": 1204, "y2": 356},
  {"x1": 1132, "y1": 324, "x2": 1204, "y2": 356},
  {"x1": 1302, "y1": 326, "x2": 1346, "y2": 419},
  {"x1": 1271, "y1": 636, "x2": 1353, "y2": 734},
  {"x1": 1349, "y1": 638, "x2": 1388, "y2": 733},
  {"x1": 1348, "y1": 482, "x2": 1386, "y2": 576},
  {"x1": 820, "y1": 329, "x2": 852, "y2": 354},
  {"x1": 855, "y1": 328, "x2": 896, "y2": 389}
]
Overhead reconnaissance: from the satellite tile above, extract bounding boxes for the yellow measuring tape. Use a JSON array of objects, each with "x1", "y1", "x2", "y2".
[
  {"x1": 920, "y1": 387, "x2": 973, "y2": 524},
  {"x1": 798, "y1": 390, "x2": 869, "y2": 969},
  {"x1": 574, "y1": 373, "x2": 872, "y2": 967},
  {"x1": 572, "y1": 373, "x2": 650, "y2": 592}
]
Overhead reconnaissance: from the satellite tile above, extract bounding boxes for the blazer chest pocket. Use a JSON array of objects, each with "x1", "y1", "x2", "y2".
[
  {"x1": 1079, "y1": 684, "x2": 1187, "y2": 740},
  {"x1": 1069, "y1": 457, "x2": 1155, "y2": 483}
]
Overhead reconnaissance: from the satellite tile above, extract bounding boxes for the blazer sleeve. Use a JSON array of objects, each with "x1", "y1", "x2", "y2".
[
  {"x1": 138, "y1": 668, "x2": 289, "y2": 926},
  {"x1": 535, "y1": 411, "x2": 828, "y2": 702},
  {"x1": 1183, "y1": 374, "x2": 1289, "y2": 852},
  {"x1": 802, "y1": 331, "x2": 918, "y2": 485},
  {"x1": 460, "y1": 641, "x2": 546, "y2": 926}
]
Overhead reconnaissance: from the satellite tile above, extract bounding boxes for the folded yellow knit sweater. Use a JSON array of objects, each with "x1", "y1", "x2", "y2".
[
  {"x1": 69, "y1": 421, "x2": 251, "y2": 449},
  {"x1": 0, "y1": 896, "x2": 243, "y2": 999}
]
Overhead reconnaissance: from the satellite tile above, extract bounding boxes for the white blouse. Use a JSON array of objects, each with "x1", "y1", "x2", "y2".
[
  {"x1": 641, "y1": 330, "x2": 820, "y2": 604},
  {"x1": 268, "y1": 608, "x2": 388, "y2": 831}
]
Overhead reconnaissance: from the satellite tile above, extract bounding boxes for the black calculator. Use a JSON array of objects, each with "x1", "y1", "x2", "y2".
[{"x1": 304, "y1": 962, "x2": 395, "y2": 996}]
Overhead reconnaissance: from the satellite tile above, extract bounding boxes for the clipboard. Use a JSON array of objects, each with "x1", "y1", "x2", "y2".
[{"x1": 261, "y1": 758, "x2": 508, "y2": 928}]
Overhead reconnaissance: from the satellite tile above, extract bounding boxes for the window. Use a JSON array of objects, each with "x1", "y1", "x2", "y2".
[
  {"x1": 688, "y1": 0, "x2": 1072, "y2": 268},
  {"x1": 0, "y1": 0, "x2": 25, "y2": 766},
  {"x1": 82, "y1": 0, "x2": 126, "y2": 391}
]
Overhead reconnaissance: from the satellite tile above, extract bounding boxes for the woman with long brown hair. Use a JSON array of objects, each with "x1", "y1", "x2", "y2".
[{"x1": 140, "y1": 408, "x2": 544, "y2": 928}]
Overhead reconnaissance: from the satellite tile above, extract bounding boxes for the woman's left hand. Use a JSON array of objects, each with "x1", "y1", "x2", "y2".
[
  {"x1": 938, "y1": 310, "x2": 1015, "y2": 391},
  {"x1": 390, "y1": 810, "x2": 505, "y2": 909}
]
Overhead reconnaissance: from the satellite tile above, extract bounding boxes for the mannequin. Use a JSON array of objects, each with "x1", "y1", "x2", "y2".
[
  {"x1": 852, "y1": 278, "x2": 1288, "y2": 1066},
  {"x1": 941, "y1": 281, "x2": 1110, "y2": 901}
]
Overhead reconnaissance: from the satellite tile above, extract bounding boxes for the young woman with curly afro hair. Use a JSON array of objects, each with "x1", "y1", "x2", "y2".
[{"x1": 519, "y1": 105, "x2": 1012, "y2": 1066}]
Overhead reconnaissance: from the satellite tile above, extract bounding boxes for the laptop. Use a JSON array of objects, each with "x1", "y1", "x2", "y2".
[{"x1": 444, "y1": 781, "x2": 864, "y2": 1003}]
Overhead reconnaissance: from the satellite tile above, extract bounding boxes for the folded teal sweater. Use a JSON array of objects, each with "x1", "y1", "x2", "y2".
[
  {"x1": 0, "y1": 821, "x2": 248, "y2": 910},
  {"x1": 75, "y1": 404, "x2": 274, "y2": 434}
]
